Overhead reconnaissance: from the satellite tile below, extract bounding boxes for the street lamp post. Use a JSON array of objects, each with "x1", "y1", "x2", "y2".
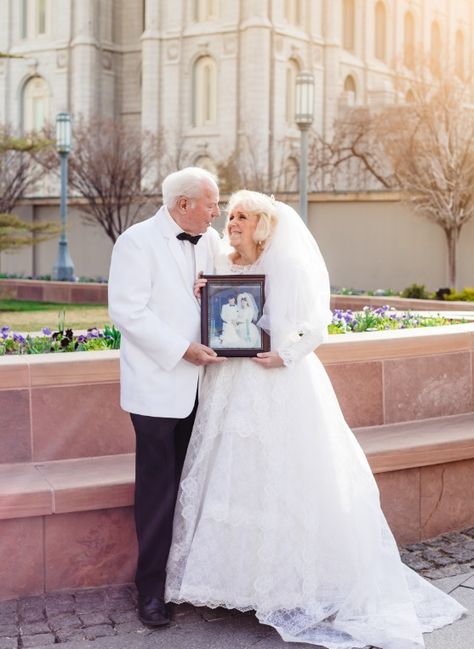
[
  {"x1": 52, "y1": 112, "x2": 75, "y2": 281},
  {"x1": 295, "y1": 71, "x2": 315, "y2": 226}
]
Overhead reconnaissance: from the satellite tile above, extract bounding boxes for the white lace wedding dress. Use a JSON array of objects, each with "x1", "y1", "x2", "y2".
[{"x1": 166, "y1": 217, "x2": 466, "y2": 648}]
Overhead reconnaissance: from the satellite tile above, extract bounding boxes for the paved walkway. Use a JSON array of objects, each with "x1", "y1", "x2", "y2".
[{"x1": 1, "y1": 529, "x2": 474, "y2": 649}]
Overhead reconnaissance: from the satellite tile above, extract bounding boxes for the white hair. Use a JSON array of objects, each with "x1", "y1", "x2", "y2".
[
  {"x1": 226, "y1": 189, "x2": 277, "y2": 245},
  {"x1": 162, "y1": 167, "x2": 219, "y2": 208}
]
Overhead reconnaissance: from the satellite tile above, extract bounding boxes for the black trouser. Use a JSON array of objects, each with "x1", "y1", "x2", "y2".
[{"x1": 130, "y1": 398, "x2": 197, "y2": 599}]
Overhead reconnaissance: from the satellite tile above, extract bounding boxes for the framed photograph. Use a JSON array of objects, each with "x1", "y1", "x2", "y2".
[{"x1": 201, "y1": 274, "x2": 270, "y2": 357}]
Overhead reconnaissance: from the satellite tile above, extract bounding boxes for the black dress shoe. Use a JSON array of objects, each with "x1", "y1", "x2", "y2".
[{"x1": 137, "y1": 595, "x2": 170, "y2": 627}]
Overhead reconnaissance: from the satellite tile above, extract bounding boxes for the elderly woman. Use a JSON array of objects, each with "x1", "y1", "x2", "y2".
[{"x1": 166, "y1": 191, "x2": 465, "y2": 649}]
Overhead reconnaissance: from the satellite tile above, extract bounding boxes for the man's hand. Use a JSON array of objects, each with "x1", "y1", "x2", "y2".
[
  {"x1": 251, "y1": 351, "x2": 284, "y2": 369},
  {"x1": 183, "y1": 342, "x2": 226, "y2": 366},
  {"x1": 194, "y1": 274, "x2": 207, "y2": 298}
]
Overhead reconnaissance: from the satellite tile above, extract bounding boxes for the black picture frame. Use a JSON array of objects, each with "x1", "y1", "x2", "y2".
[{"x1": 201, "y1": 274, "x2": 270, "y2": 357}]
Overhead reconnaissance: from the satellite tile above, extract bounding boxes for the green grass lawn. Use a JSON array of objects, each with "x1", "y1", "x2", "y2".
[{"x1": 0, "y1": 300, "x2": 110, "y2": 331}]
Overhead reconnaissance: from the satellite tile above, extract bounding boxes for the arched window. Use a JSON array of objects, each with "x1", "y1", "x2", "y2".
[
  {"x1": 404, "y1": 12, "x2": 415, "y2": 69},
  {"x1": 23, "y1": 76, "x2": 49, "y2": 132},
  {"x1": 344, "y1": 75, "x2": 357, "y2": 105},
  {"x1": 455, "y1": 30, "x2": 464, "y2": 79},
  {"x1": 374, "y1": 1, "x2": 386, "y2": 61},
  {"x1": 343, "y1": 0, "x2": 355, "y2": 52},
  {"x1": 285, "y1": 59, "x2": 300, "y2": 126},
  {"x1": 431, "y1": 21, "x2": 441, "y2": 78},
  {"x1": 193, "y1": 56, "x2": 217, "y2": 127},
  {"x1": 195, "y1": 0, "x2": 218, "y2": 22},
  {"x1": 285, "y1": 0, "x2": 302, "y2": 26}
]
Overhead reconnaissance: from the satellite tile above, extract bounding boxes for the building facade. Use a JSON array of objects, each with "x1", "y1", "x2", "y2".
[
  {"x1": 1, "y1": 1, "x2": 474, "y2": 287},
  {"x1": 1, "y1": 0, "x2": 473, "y2": 191}
]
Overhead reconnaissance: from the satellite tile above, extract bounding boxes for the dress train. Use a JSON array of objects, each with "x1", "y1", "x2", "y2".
[{"x1": 166, "y1": 353, "x2": 466, "y2": 648}]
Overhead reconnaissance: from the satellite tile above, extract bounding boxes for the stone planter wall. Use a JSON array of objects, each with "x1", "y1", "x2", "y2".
[
  {"x1": 0, "y1": 279, "x2": 107, "y2": 304},
  {"x1": 331, "y1": 294, "x2": 474, "y2": 313},
  {"x1": 1, "y1": 325, "x2": 474, "y2": 464},
  {"x1": 0, "y1": 353, "x2": 133, "y2": 464},
  {"x1": 3, "y1": 278, "x2": 473, "y2": 313},
  {"x1": 317, "y1": 324, "x2": 474, "y2": 428},
  {"x1": 1, "y1": 324, "x2": 474, "y2": 600}
]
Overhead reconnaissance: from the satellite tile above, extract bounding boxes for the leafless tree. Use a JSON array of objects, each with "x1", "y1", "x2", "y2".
[
  {"x1": 217, "y1": 134, "x2": 290, "y2": 195},
  {"x1": 42, "y1": 117, "x2": 161, "y2": 244},
  {"x1": 156, "y1": 127, "x2": 193, "y2": 177},
  {"x1": 216, "y1": 136, "x2": 271, "y2": 194},
  {"x1": 0, "y1": 127, "x2": 50, "y2": 214},
  {"x1": 331, "y1": 75, "x2": 474, "y2": 288},
  {"x1": 0, "y1": 127, "x2": 58, "y2": 263}
]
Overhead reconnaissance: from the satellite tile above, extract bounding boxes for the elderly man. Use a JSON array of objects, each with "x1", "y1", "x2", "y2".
[
  {"x1": 220, "y1": 295, "x2": 241, "y2": 346},
  {"x1": 108, "y1": 167, "x2": 224, "y2": 626}
]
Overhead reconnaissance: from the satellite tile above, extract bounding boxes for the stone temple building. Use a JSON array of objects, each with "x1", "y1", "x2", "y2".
[
  {"x1": 1, "y1": 1, "x2": 474, "y2": 288},
  {"x1": 1, "y1": 0, "x2": 473, "y2": 189}
]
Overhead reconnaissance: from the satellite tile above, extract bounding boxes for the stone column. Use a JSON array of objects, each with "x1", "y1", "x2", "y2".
[
  {"x1": 240, "y1": 0, "x2": 268, "y2": 21},
  {"x1": 0, "y1": 0, "x2": 12, "y2": 124},
  {"x1": 141, "y1": 0, "x2": 161, "y2": 136},
  {"x1": 52, "y1": 0, "x2": 73, "y2": 114},
  {"x1": 70, "y1": 0, "x2": 100, "y2": 118},
  {"x1": 239, "y1": 0, "x2": 272, "y2": 187},
  {"x1": 140, "y1": 0, "x2": 161, "y2": 187},
  {"x1": 322, "y1": 0, "x2": 342, "y2": 137}
]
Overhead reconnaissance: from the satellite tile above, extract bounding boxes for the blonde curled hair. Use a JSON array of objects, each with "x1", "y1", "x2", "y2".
[{"x1": 226, "y1": 190, "x2": 277, "y2": 247}]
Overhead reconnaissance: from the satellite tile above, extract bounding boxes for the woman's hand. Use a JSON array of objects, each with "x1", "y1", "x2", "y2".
[
  {"x1": 251, "y1": 351, "x2": 284, "y2": 368},
  {"x1": 194, "y1": 274, "x2": 208, "y2": 298}
]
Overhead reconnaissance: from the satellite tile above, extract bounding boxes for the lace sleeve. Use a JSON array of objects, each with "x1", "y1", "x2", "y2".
[{"x1": 277, "y1": 323, "x2": 328, "y2": 367}]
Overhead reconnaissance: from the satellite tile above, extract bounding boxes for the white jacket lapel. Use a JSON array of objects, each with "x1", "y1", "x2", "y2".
[
  {"x1": 167, "y1": 235, "x2": 195, "y2": 295},
  {"x1": 194, "y1": 236, "x2": 209, "y2": 278},
  {"x1": 155, "y1": 208, "x2": 195, "y2": 299}
]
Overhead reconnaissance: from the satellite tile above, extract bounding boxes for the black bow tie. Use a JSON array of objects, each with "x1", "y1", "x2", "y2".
[{"x1": 177, "y1": 232, "x2": 202, "y2": 245}]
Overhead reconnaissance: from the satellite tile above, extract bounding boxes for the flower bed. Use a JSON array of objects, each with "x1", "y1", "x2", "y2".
[
  {"x1": 329, "y1": 306, "x2": 462, "y2": 334},
  {"x1": 0, "y1": 306, "x2": 467, "y2": 354},
  {"x1": 0, "y1": 324, "x2": 120, "y2": 355}
]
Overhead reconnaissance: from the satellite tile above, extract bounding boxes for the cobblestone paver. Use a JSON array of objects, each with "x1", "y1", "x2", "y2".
[
  {"x1": 400, "y1": 527, "x2": 474, "y2": 579},
  {"x1": 0, "y1": 528, "x2": 473, "y2": 648}
]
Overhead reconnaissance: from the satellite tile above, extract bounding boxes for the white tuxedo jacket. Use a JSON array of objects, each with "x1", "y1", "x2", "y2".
[
  {"x1": 108, "y1": 206, "x2": 220, "y2": 417},
  {"x1": 220, "y1": 303, "x2": 239, "y2": 324}
]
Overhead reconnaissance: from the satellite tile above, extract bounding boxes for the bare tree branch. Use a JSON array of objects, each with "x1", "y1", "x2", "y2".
[
  {"x1": 42, "y1": 117, "x2": 161, "y2": 244},
  {"x1": 0, "y1": 126, "x2": 52, "y2": 214},
  {"x1": 327, "y1": 74, "x2": 474, "y2": 287}
]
